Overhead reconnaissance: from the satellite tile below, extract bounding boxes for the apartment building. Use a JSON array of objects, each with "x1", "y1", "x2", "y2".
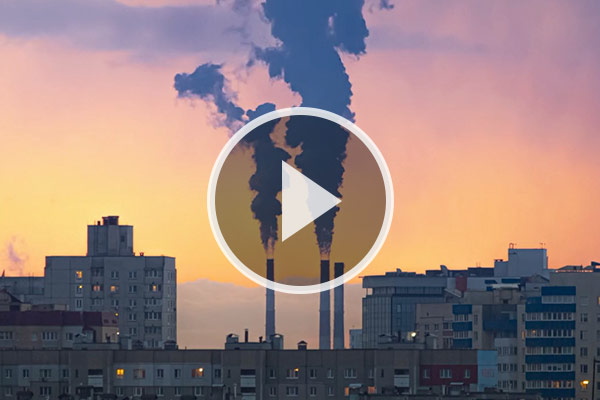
[
  {"x1": 0, "y1": 348, "x2": 497, "y2": 400},
  {"x1": 1, "y1": 216, "x2": 177, "y2": 349},
  {"x1": 362, "y1": 247, "x2": 548, "y2": 349}
]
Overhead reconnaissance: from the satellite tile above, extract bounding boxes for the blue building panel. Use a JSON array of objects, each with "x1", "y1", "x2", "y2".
[
  {"x1": 452, "y1": 304, "x2": 472, "y2": 314},
  {"x1": 526, "y1": 388, "x2": 575, "y2": 398},
  {"x1": 525, "y1": 303, "x2": 576, "y2": 313},
  {"x1": 525, "y1": 320, "x2": 575, "y2": 330},
  {"x1": 526, "y1": 371, "x2": 575, "y2": 381},
  {"x1": 452, "y1": 338, "x2": 472, "y2": 349},
  {"x1": 452, "y1": 321, "x2": 472, "y2": 331},
  {"x1": 483, "y1": 319, "x2": 517, "y2": 332},
  {"x1": 525, "y1": 338, "x2": 575, "y2": 347},
  {"x1": 541, "y1": 286, "x2": 576, "y2": 296},
  {"x1": 525, "y1": 354, "x2": 575, "y2": 364}
]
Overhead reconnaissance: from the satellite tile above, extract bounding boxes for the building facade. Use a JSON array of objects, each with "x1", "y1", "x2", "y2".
[
  {"x1": 0, "y1": 348, "x2": 497, "y2": 400},
  {"x1": 1, "y1": 216, "x2": 177, "y2": 349}
]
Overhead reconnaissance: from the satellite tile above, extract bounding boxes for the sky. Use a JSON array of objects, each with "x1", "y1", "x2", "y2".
[{"x1": 1, "y1": 0, "x2": 600, "y2": 347}]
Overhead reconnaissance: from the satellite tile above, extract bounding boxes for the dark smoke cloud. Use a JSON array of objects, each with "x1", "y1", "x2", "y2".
[
  {"x1": 254, "y1": 0, "x2": 370, "y2": 256},
  {"x1": 174, "y1": 68, "x2": 289, "y2": 253},
  {"x1": 245, "y1": 111, "x2": 290, "y2": 253},
  {"x1": 174, "y1": 63, "x2": 245, "y2": 131}
]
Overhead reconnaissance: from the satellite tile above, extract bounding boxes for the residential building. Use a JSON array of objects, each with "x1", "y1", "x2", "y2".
[
  {"x1": 0, "y1": 310, "x2": 118, "y2": 349},
  {"x1": 0, "y1": 347, "x2": 498, "y2": 400}
]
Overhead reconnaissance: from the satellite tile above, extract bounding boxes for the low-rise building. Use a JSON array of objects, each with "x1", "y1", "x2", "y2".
[{"x1": 0, "y1": 348, "x2": 498, "y2": 400}]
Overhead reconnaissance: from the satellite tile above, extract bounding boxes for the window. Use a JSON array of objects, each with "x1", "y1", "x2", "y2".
[
  {"x1": 328, "y1": 387, "x2": 335, "y2": 396},
  {"x1": 62, "y1": 369, "x2": 69, "y2": 378},
  {"x1": 156, "y1": 369, "x2": 164, "y2": 378},
  {"x1": 116, "y1": 368, "x2": 124, "y2": 378},
  {"x1": 0, "y1": 331, "x2": 13, "y2": 340},
  {"x1": 327, "y1": 368, "x2": 334, "y2": 379},
  {"x1": 40, "y1": 387, "x2": 51, "y2": 396},
  {"x1": 464, "y1": 369, "x2": 471, "y2": 378},
  {"x1": 5, "y1": 368, "x2": 12, "y2": 379},
  {"x1": 40, "y1": 369, "x2": 52, "y2": 378},
  {"x1": 309, "y1": 368, "x2": 316, "y2": 379},
  {"x1": 194, "y1": 387, "x2": 204, "y2": 396},
  {"x1": 134, "y1": 387, "x2": 143, "y2": 396},
  {"x1": 581, "y1": 296, "x2": 589, "y2": 306},
  {"x1": 128, "y1": 285, "x2": 137, "y2": 293},
  {"x1": 269, "y1": 387, "x2": 277, "y2": 397},
  {"x1": 128, "y1": 313, "x2": 137, "y2": 321},
  {"x1": 286, "y1": 386, "x2": 299, "y2": 397},
  {"x1": 4, "y1": 387, "x2": 13, "y2": 396},
  {"x1": 75, "y1": 299, "x2": 82, "y2": 309},
  {"x1": 192, "y1": 367, "x2": 204, "y2": 378},
  {"x1": 75, "y1": 270, "x2": 83, "y2": 279},
  {"x1": 287, "y1": 368, "x2": 299, "y2": 379},
  {"x1": 110, "y1": 285, "x2": 118, "y2": 293},
  {"x1": 214, "y1": 368, "x2": 221, "y2": 378},
  {"x1": 92, "y1": 284, "x2": 102, "y2": 292},
  {"x1": 129, "y1": 271, "x2": 137, "y2": 279},
  {"x1": 309, "y1": 387, "x2": 317, "y2": 397},
  {"x1": 76, "y1": 285, "x2": 83, "y2": 294},
  {"x1": 149, "y1": 283, "x2": 161, "y2": 292},
  {"x1": 128, "y1": 327, "x2": 137, "y2": 335},
  {"x1": 581, "y1": 347, "x2": 589, "y2": 357},
  {"x1": 581, "y1": 364, "x2": 589, "y2": 373},
  {"x1": 111, "y1": 270, "x2": 119, "y2": 279},
  {"x1": 22, "y1": 369, "x2": 30, "y2": 378},
  {"x1": 133, "y1": 369, "x2": 145, "y2": 379},
  {"x1": 111, "y1": 299, "x2": 119, "y2": 307},
  {"x1": 440, "y1": 368, "x2": 452, "y2": 379},
  {"x1": 581, "y1": 313, "x2": 589, "y2": 323},
  {"x1": 423, "y1": 368, "x2": 430, "y2": 379},
  {"x1": 157, "y1": 387, "x2": 164, "y2": 396},
  {"x1": 269, "y1": 369, "x2": 276, "y2": 379},
  {"x1": 174, "y1": 387, "x2": 182, "y2": 396},
  {"x1": 344, "y1": 368, "x2": 357, "y2": 379},
  {"x1": 174, "y1": 368, "x2": 181, "y2": 379},
  {"x1": 581, "y1": 330, "x2": 588, "y2": 340},
  {"x1": 116, "y1": 388, "x2": 124, "y2": 396}
]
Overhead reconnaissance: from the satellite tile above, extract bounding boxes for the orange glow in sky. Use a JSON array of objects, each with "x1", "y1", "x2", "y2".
[{"x1": 1, "y1": 1, "x2": 600, "y2": 288}]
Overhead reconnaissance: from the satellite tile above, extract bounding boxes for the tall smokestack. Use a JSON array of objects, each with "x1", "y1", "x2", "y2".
[
  {"x1": 266, "y1": 259, "x2": 275, "y2": 340},
  {"x1": 333, "y1": 262, "x2": 345, "y2": 349},
  {"x1": 319, "y1": 260, "x2": 331, "y2": 350}
]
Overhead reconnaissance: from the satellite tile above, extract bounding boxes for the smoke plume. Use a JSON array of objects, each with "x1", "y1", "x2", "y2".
[
  {"x1": 174, "y1": 67, "x2": 289, "y2": 254},
  {"x1": 245, "y1": 103, "x2": 290, "y2": 254},
  {"x1": 174, "y1": 63, "x2": 245, "y2": 131},
  {"x1": 254, "y1": 0, "x2": 370, "y2": 257},
  {"x1": 5, "y1": 237, "x2": 26, "y2": 276}
]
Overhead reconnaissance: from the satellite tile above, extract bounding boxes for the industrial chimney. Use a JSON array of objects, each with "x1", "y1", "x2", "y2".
[
  {"x1": 333, "y1": 262, "x2": 345, "y2": 349},
  {"x1": 319, "y1": 260, "x2": 331, "y2": 349},
  {"x1": 265, "y1": 259, "x2": 275, "y2": 340}
]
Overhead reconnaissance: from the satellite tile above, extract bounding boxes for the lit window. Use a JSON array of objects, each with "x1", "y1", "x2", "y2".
[
  {"x1": 192, "y1": 368, "x2": 204, "y2": 378},
  {"x1": 110, "y1": 285, "x2": 118, "y2": 293},
  {"x1": 116, "y1": 369, "x2": 124, "y2": 378},
  {"x1": 92, "y1": 284, "x2": 102, "y2": 292},
  {"x1": 75, "y1": 270, "x2": 83, "y2": 279},
  {"x1": 76, "y1": 285, "x2": 83, "y2": 294}
]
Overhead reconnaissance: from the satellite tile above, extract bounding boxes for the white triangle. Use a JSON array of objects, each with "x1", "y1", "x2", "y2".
[{"x1": 281, "y1": 161, "x2": 342, "y2": 242}]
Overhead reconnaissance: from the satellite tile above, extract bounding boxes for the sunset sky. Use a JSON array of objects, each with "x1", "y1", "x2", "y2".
[{"x1": 1, "y1": 0, "x2": 600, "y2": 346}]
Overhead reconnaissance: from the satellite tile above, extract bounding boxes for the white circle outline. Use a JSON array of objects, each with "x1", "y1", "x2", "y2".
[{"x1": 207, "y1": 107, "x2": 394, "y2": 294}]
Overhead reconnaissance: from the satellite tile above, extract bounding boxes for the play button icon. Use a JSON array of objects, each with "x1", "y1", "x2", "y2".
[
  {"x1": 208, "y1": 107, "x2": 393, "y2": 294},
  {"x1": 282, "y1": 161, "x2": 341, "y2": 242}
]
